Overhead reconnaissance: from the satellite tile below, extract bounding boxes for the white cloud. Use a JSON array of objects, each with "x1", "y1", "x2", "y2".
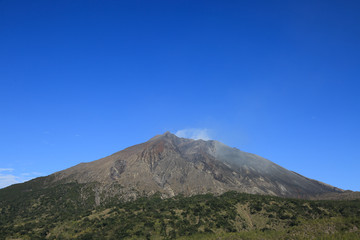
[
  {"x1": 0, "y1": 174, "x2": 19, "y2": 188},
  {"x1": 175, "y1": 128, "x2": 212, "y2": 140},
  {"x1": 0, "y1": 168, "x2": 42, "y2": 189},
  {"x1": 21, "y1": 172, "x2": 42, "y2": 177},
  {"x1": 0, "y1": 168, "x2": 19, "y2": 188}
]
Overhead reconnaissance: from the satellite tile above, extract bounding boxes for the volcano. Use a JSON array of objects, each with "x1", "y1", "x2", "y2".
[{"x1": 38, "y1": 131, "x2": 343, "y2": 201}]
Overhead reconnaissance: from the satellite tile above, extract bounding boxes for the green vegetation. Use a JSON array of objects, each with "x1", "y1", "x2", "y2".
[{"x1": 0, "y1": 183, "x2": 359, "y2": 239}]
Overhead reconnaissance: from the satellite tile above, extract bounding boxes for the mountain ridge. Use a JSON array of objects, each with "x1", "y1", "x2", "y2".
[{"x1": 34, "y1": 131, "x2": 342, "y2": 202}]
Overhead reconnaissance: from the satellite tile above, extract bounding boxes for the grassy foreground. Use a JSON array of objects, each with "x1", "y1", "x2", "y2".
[{"x1": 0, "y1": 182, "x2": 359, "y2": 239}]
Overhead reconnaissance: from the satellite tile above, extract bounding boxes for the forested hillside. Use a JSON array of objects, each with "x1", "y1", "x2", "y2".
[{"x1": 0, "y1": 181, "x2": 359, "y2": 240}]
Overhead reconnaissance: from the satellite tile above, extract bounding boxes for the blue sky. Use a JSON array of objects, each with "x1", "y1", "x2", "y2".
[{"x1": 0, "y1": 0, "x2": 359, "y2": 190}]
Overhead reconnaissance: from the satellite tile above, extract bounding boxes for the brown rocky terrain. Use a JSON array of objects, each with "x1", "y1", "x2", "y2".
[{"x1": 48, "y1": 132, "x2": 343, "y2": 201}]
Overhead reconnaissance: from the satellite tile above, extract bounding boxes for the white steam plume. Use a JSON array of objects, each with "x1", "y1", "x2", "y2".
[{"x1": 175, "y1": 128, "x2": 211, "y2": 140}]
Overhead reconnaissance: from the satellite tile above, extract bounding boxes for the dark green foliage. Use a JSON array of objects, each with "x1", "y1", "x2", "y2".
[{"x1": 0, "y1": 185, "x2": 360, "y2": 239}]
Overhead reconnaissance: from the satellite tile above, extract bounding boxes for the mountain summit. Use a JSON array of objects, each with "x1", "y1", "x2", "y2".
[{"x1": 44, "y1": 132, "x2": 342, "y2": 201}]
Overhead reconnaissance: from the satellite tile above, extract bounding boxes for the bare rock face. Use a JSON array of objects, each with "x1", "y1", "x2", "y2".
[{"x1": 50, "y1": 132, "x2": 343, "y2": 201}]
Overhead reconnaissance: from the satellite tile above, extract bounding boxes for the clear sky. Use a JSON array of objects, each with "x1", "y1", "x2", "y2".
[{"x1": 1, "y1": 0, "x2": 359, "y2": 190}]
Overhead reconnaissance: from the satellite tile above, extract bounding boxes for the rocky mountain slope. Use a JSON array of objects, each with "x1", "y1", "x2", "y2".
[{"x1": 44, "y1": 131, "x2": 342, "y2": 201}]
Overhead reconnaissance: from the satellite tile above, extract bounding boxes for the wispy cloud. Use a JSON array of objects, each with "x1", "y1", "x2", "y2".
[
  {"x1": 0, "y1": 174, "x2": 19, "y2": 189},
  {"x1": 0, "y1": 168, "x2": 14, "y2": 172},
  {"x1": 21, "y1": 172, "x2": 42, "y2": 177},
  {"x1": 0, "y1": 169, "x2": 42, "y2": 189},
  {"x1": 175, "y1": 128, "x2": 212, "y2": 140},
  {"x1": 0, "y1": 168, "x2": 18, "y2": 188}
]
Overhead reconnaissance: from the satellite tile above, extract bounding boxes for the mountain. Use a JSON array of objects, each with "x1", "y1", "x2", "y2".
[
  {"x1": 28, "y1": 131, "x2": 342, "y2": 202},
  {"x1": 1, "y1": 132, "x2": 358, "y2": 240}
]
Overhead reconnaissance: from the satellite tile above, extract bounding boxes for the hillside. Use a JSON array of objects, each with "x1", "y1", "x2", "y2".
[{"x1": 0, "y1": 188, "x2": 359, "y2": 239}]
